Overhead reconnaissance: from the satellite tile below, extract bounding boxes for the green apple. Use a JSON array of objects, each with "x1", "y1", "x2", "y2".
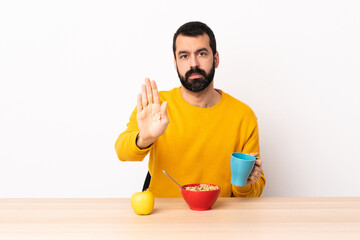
[{"x1": 131, "y1": 190, "x2": 154, "y2": 215}]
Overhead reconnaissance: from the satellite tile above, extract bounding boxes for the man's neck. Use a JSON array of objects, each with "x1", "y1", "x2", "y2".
[{"x1": 180, "y1": 83, "x2": 222, "y2": 108}]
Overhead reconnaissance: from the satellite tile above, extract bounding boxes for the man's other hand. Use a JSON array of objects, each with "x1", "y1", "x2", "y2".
[{"x1": 246, "y1": 152, "x2": 263, "y2": 185}]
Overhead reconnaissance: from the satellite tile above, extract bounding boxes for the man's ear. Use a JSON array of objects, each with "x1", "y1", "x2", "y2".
[{"x1": 214, "y1": 51, "x2": 220, "y2": 68}]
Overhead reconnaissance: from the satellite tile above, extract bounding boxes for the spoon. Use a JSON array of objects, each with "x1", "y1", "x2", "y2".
[{"x1": 162, "y1": 170, "x2": 185, "y2": 190}]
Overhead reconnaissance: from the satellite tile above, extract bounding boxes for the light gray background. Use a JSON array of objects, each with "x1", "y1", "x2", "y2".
[{"x1": 1, "y1": 0, "x2": 359, "y2": 197}]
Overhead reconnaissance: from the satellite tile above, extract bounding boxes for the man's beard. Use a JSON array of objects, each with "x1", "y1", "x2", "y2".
[{"x1": 177, "y1": 62, "x2": 216, "y2": 92}]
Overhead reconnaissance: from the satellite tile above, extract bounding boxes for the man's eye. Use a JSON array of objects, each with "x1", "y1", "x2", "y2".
[
  {"x1": 199, "y1": 52, "x2": 207, "y2": 56},
  {"x1": 180, "y1": 55, "x2": 188, "y2": 59}
]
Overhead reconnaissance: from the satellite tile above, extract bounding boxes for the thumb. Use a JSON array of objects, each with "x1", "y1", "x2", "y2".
[
  {"x1": 250, "y1": 152, "x2": 259, "y2": 157},
  {"x1": 160, "y1": 101, "x2": 168, "y2": 117}
]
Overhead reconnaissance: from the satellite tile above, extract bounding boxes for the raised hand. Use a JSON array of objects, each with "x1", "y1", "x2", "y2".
[{"x1": 136, "y1": 78, "x2": 169, "y2": 149}]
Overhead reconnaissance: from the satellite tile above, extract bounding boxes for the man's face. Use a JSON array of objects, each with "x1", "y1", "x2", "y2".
[{"x1": 174, "y1": 34, "x2": 219, "y2": 92}]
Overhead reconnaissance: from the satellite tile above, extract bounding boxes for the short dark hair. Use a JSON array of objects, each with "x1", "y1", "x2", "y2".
[{"x1": 172, "y1": 21, "x2": 217, "y2": 58}]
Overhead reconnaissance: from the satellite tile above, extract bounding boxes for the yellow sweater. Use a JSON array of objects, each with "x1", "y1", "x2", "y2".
[{"x1": 115, "y1": 87, "x2": 265, "y2": 197}]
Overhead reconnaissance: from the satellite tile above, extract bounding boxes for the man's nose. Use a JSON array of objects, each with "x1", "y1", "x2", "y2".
[{"x1": 189, "y1": 55, "x2": 199, "y2": 68}]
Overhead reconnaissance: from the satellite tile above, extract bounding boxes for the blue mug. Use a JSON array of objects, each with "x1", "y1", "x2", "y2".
[{"x1": 230, "y1": 153, "x2": 257, "y2": 187}]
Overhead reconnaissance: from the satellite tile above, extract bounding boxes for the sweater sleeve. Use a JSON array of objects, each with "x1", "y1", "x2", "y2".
[
  {"x1": 114, "y1": 107, "x2": 151, "y2": 161},
  {"x1": 232, "y1": 114, "x2": 266, "y2": 197}
]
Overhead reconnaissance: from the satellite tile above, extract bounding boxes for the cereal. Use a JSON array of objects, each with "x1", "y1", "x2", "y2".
[{"x1": 184, "y1": 184, "x2": 219, "y2": 191}]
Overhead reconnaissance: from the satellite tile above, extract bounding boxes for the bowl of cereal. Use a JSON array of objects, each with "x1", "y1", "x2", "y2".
[{"x1": 180, "y1": 183, "x2": 221, "y2": 211}]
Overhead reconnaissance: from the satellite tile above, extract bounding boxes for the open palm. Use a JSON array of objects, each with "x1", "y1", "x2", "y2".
[{"x1": 136, "y1": 78, "x2": 169, "y2": 147}]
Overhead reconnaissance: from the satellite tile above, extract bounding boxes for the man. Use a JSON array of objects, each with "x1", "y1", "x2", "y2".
[{"x1": 115, "y1": 21, "x2": 265, "y2": 197}]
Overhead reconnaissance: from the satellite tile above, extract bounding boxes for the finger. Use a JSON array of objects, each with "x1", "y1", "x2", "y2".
[
  {"x1": 246, "y1": 177, "x2": 255, "y2": 185},
  {"x1": 250, "y1": 170, "x2": 261, "y2": 178},
  {"x1": 252, "y1": 165, "x2": 263, "y2": 174},
  {"x1": 247, "y1": 176, "x2": 257, "y2": 184},
  {"x1": 249, "y1": 167, "x2": 262, "y2": 179},
  {"x1": 141, "y1": 84, "x2": 148, "y2": 107},
  {"x1": 255, "y1": 159, "x2": 262, "y2": 167},
  {"x1": 145, "y1": 78, "x2": 153, "y2": 104},
  {"x1": 151, "y1": 80, "x2": 160, "y2": 105},
  {"x1": 249, "y1": 168, "x2": 257, "y2": 176},
  {"x1": 248, "y1": 174, "x2": 259, "y2": 182},
  {"x1": 137, "y1": 93, "x2": 143, "y2": 112},
  {"x1": 249, "y1": 174, "x2": 256, "y2": 181},
  {"x1": 250, "y1": 162, "x2": 260, "y2": 173}
]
